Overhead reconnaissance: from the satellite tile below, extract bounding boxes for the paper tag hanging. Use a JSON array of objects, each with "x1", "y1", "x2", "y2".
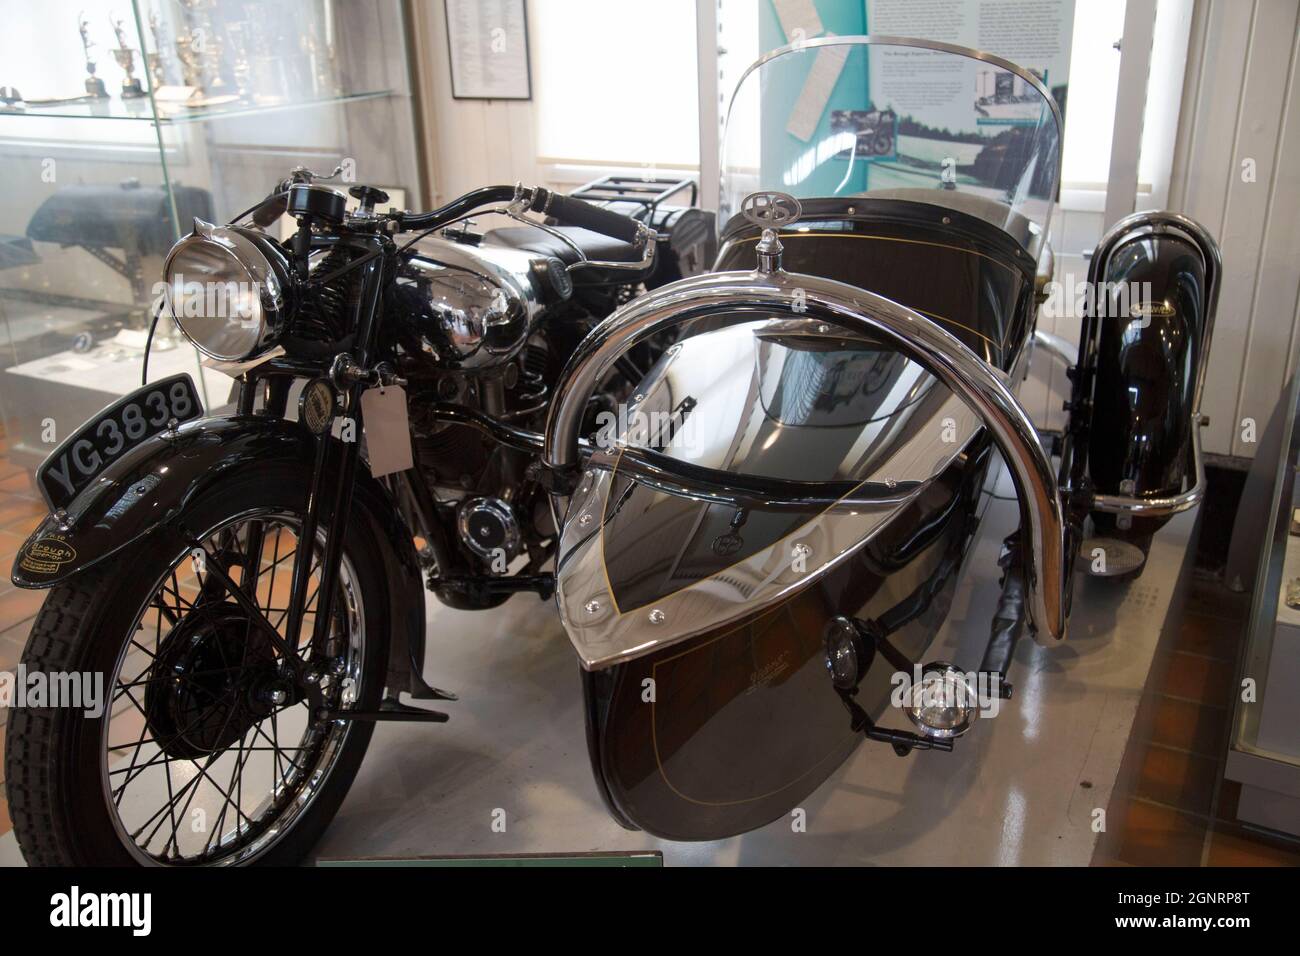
[{"x1": 359, "y1": 385, "x2": 414, "y2": 478}]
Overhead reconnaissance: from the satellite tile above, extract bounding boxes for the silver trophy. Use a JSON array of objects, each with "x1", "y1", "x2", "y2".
[
  {"x1": 79, "y1": 13, "x2": 109, "y2": 98},
  {"x1": 146, "y1": 10, "x2": 168, "y2": 90},
  {"x1": 110, "y1": 15, "x2": 146, "y2": 98},
  {"x1": 174, "y1": 30, "x2": 205, "y2": 89}
]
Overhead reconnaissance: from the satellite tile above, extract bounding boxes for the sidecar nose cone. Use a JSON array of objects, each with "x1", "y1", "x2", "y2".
[{"x1": 905, "y1": 663, "x2": 978, "y2": 738}]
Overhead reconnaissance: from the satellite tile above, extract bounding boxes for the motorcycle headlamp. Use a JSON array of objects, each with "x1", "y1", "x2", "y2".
[{"x1": 162, "y1": 219, "x2": 292, "y2": 361}]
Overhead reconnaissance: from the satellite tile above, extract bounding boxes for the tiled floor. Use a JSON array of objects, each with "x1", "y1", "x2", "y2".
[{"x1": 1097, "y1": 571, "x2": 1300, "y2": 866}]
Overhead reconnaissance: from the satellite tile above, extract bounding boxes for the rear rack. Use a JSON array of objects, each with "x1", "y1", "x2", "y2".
[{"x1": 568, "y1": 174, "x2": 698, "y2": 221}]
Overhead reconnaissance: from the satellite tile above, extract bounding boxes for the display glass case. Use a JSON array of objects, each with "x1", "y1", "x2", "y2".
[
  {"x1": 1228, "y1": 362, "x2": 1300, "y2": 834},
  {"x1": 0, "y1": 0, "x2": 420, "y2": 467}
]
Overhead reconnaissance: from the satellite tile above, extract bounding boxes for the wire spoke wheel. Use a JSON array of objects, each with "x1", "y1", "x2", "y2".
[{"x1": 99, "y1": 510, "x2": 366, "y2": 866}]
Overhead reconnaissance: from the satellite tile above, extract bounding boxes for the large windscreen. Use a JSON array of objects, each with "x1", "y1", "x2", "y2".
[{"x1": 720, "y1": 36, "x2": 1063, "y2": 243}]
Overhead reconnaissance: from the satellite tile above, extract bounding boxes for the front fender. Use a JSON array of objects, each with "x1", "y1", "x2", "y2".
[
  {"x1": 11, "y1": 413, "x2": 428, "y2": 695},
  {"x1": 14, "y1": 415, "x2": 316, "y2": 587}
]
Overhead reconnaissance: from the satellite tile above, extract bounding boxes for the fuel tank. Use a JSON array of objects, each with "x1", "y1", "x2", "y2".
[{"x1": 387, "y1": 236, "x2": 547, "y2": 371}]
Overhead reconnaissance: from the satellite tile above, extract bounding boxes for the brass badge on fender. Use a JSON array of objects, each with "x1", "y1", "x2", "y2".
[
  {"x1": 1131, "y1": 300, "x2": 1176, "y2": 318},
  {"x1": 299, "y1": 378, "x2": 337, "y2": 435},
  {"x1": 19, "y1": 535, "x2": 77, "y2": 576}
]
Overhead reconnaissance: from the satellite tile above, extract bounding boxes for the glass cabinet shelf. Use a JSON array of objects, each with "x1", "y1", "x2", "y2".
[{"x1": 0, "y1": 89, "x2": 399, "y2": 125}]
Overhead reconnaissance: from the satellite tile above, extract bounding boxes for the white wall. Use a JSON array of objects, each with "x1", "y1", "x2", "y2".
[
  {"x1": 1168, "y1": 0, "x2": 1300, "y2": 458},
  {"x1": 409, "y1": 0, "x2": 544, "y2": 205}
]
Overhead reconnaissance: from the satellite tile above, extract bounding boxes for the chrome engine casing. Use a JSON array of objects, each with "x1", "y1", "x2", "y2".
[{"x1": 392, "y1": 235, "x2": 545, "y2": 371}]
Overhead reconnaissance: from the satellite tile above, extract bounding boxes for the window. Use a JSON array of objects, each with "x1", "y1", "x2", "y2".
[
  {"x1": 532, "y1": 0, "x2": 700, "y2": 168},
  {"x1": 1061, "y1": 0, "x2": 1193, "y2": 207},
  {"x1": 1061, "y1": 0, "x2": 1126, "y2": 189}
]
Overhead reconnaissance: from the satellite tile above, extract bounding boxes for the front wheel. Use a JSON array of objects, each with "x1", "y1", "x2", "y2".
[{"x1": 4, "y1": 472, "x2": 389, "y2": 866}]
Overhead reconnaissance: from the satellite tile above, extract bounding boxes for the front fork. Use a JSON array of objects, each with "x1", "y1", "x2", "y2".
[{"x1": 238, "y1": 234, "x2": 394, "y2": 715}]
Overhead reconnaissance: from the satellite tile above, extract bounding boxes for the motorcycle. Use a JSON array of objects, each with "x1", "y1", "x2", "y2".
[{"x1": 4, "y1": 36, "x2": 1218, "y2": 864}]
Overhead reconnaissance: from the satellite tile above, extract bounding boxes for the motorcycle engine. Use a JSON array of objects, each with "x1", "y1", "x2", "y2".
[
  {"x1": 406, "y1": 337, "x2": 560, "y2": 603},
  {"x1": 387, "y1": 234, "x2": 638, "y2": 606},
  {"x1": 390, "y1": 235, "x2": 551, "y2": 372}
]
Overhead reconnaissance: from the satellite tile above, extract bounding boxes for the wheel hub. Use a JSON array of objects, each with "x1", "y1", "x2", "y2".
[{"x1": 144, "y1": 604, "x2": 288, "y2": 760}]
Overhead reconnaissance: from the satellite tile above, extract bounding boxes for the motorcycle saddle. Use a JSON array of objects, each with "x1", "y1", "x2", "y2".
[{"x1": 485, "y1": 223, "x2": 647, "y2": 268}]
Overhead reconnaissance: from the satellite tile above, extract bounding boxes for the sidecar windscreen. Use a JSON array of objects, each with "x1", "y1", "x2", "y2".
[
  {"x1": 720, "y1": 37, "x2": 1063, "y2": 251},
  {"x1": 555, "y1": 317, "x2": 984, "y2": 669}
]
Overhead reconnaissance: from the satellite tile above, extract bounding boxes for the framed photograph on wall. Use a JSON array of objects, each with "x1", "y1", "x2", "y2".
[{"x1": 445, "y1": 0, "x2": 532, "y2": 100}]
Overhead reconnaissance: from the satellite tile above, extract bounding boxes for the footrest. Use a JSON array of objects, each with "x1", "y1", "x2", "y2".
[{"x1": 332, "y1": 698, "x2": 450, "y2": 723}]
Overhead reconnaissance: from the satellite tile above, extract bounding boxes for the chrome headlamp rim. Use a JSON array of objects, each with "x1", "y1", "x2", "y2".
[
  {"x1": 162, "y1": 218, "x2": 292, "y2": 362},
  {"x1": 903, "y1": 661, "x2": 979, "y2": 738}
]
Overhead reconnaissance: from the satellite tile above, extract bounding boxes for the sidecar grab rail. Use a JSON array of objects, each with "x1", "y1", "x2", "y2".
[{"x1": 542, "y1": 269, "x2": 1072, "y2": 643}]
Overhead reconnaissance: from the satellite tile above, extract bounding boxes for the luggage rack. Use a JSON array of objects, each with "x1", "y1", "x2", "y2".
[{"x1": 568, "y1": 174, "x2": 698, "y2": 221}]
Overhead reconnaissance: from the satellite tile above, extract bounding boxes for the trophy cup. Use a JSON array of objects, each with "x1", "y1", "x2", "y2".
[
  {"x1": 303, "y1": 23, "x2": 340, "y2": 99},
  {"x1": 110, "y1": 15, "x2": 146, "y2": 98},
  {"x1": 174, "y1": 31, "x2": 205, "y2": 90},
  {"x1": 201, "y1": 29, "x2": 227, "y2": 93},
  {"x1": 146, "y1": 10, "x2": 168, "y2": 91},
  {"x1": 178, "y1": 0, "x2": 227, "y2": 94},
  {"x1": 226, "y1": 21, "x2": 254, "y2": 101},
  {"x1": 79, "y1": 13, "x2": 109, "y2": 98}
]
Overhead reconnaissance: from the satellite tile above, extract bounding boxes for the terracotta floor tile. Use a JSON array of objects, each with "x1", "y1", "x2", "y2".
[
  {"x1": 0, "y1": 629, "x2": 25, "y2": 672},
  {"x1": 1, "y1": 511, "x2": 43, "y2": 537},
  {"x1": 1133, "y1": 745, "x2": 1220, "y2": 817},
  {"x1": 1206, "y1": 823, "x2": 1300, "y2": 866},
  {"x1": 1184, "y1": 580, "x2": 1251, "y2": 622},
  {"x1": 1147, "y1": 695, "x2": 1229, "y2": 757},
  {"x1": 0, "y1": 471, "x2": 36, "y2": 497},
  {"x1": 0, "y1": 588, "x2": 45, "y2": 634},
  {"x1": 1172, "y1": 612, "x2": 1243, "y2": 662},
  {"x1": 0, "y1": 493, "x2": 45, "y2": 524},
  {"x1": 0, "y1": 528, "x2": 27, "y2": 564},
  {"x1": 1159, "y1": 650, "x2": 1236, "y2": 707},
  {"x1": 1114, "y1": 799, "x2": 1208, "y2": 866}
]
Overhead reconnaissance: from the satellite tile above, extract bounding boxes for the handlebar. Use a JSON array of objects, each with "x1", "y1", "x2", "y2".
[
  {"x1": 529, "y1": 187, "x2": 645, "y2": 245},
  {"x1": 397, "y1": 185, "x2": 645, "y2": 246},
  {"x1": 240, "y1": 180, "x2": 648, "y2": 253}
]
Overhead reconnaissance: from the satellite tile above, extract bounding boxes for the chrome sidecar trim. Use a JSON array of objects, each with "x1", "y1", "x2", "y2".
[
  {"x1": 544, "y1": 269, "x2": 1069, "y2": 667},
  {"x1": 1091, "y1": 418, "x2": 1208, "y2": 517},
  {"x1": 553, "y1": 318, "x2": 986, "y2": 670}
]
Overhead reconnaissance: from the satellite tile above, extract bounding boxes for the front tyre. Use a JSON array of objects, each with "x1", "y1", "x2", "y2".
[{"x1": 4, "y1": 472, "x2": 389, "y2": 866}]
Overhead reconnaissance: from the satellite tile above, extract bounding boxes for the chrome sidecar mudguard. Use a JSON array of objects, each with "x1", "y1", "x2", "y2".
[{"x1": 545, "y1": 267, "x2": 1071, "y2": 663}]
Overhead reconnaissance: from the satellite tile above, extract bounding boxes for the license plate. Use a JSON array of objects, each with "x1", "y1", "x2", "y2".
[{"x1": 37, "y1": 373, "x2": 203, "y2": 511}]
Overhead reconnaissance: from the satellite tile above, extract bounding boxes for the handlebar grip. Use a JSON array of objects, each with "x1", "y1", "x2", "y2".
[
  {"x1": 534, "y1": 189, "x2": 643, "y2": 245},
  {"x1": 250, "y1": 189, "x2": 289, "y2": 228}
]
